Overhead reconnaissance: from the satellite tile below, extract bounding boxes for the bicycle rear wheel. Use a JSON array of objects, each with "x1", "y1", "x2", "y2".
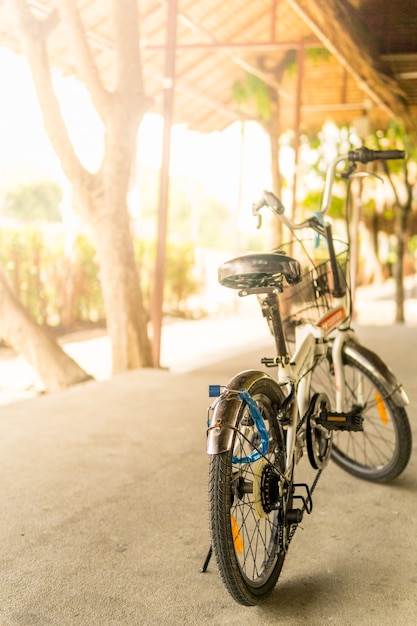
[
  {"x1": 208, "y1": 372, "x2": 287, "y2": 605},
  {"x1": 310, "y1": 347, "x2": 412, "y2": 482}
]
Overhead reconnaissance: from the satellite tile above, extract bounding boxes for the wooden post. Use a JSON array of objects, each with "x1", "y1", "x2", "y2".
[
  {"x1": 151, "y1": 0, "x2": 178, "y2": 367},
  {"x1": 292, "y1": 44, "x2": 304, "y2": 221}
]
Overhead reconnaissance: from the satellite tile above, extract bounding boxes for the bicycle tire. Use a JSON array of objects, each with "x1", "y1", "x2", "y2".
[
  {"x1": 208, "y1": 372, "x2": 287, "y2": 605},
  {"x1": 310, "y1": 347, "x2": 412, "y2": 482}
]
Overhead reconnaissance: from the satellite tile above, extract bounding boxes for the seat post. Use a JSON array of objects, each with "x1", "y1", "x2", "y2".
[{"x1": 261, "y1": 291, "x2": 289, "y2": 360}]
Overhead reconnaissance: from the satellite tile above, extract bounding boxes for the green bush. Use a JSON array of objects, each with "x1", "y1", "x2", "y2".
[
  {"x1": 164, "y1": 240, "x2": 197, "y2": 316},
  {"x1": 0, "y1": 227, "x2": 199, "y2": 331},
  {"x1": 1, "y1": 180, "x2": 62, "y2": 222},
  {"x1": 0, "y1": 227, "x2": 105, "y2": 328},
  {"x1": 134, "y1": 237, "x2": 199, "y2": 318}
]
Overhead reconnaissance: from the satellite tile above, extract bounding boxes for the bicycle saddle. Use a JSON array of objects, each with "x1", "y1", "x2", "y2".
[{"x1": 218, "y1": 252, "x2": 302, "y2": 290}]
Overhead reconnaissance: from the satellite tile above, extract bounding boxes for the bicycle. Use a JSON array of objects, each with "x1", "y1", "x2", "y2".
[{"x1": 201, "y1": 146, "x2": 412, "y2": 606}]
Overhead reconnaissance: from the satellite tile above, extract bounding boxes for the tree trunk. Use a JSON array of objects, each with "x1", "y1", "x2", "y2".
[
  {"x1": 0, "y1": 266, "x2": 92, "y2": 391},
  {"x1": 394, "y1": 209, "x2": 409, "y2": 323},
  {"x1": 363, "y1": 212, "x2": 384, "y2": 285},
  {"x1": 89, "y1": 189, "x2": 153, "y2": 370},
  {"x1": 394, "y1": 233, "x2": 405, "y2": 323},
  {"x1": 380, "y1": 158, "x2": 412, "y2": 325},
  {"x1": 8, "y1": 0, "x2": 154, "y2": 374}
]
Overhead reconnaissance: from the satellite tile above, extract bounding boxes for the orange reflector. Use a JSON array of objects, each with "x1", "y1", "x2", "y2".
[
  {"x1": 375, "y1": 392, "x2": 389, "y2": 425},
  {"x1": 231, "y1": 514, "x2": 243, "y2": 554}
]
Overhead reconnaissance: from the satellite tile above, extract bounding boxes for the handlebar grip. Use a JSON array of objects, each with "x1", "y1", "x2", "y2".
[{"x1": 348, "y1": 147, "x2": 405, "y2": 164}]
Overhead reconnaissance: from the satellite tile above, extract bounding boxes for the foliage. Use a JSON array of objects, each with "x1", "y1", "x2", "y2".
[
  {"x1": 0, "y1": 228, "x2": 49, "y2": 322},
  {"x1": 232, "y1": 72, "x2": 272, "y2": 123},
  {"x1": 164, "y1": 241, "x2": 197, "y2": 315},
  {"x1": 0, "y1": 180, "x2": 62, "y2": 222},
  {"x1": 301, "y1": 189, "x2": 345, "y2": 220},
  {"x1": 0, "y1": 228, "x2": 103, "y2": 328},
  {"x1": 292, "y1": 123, "x2": 360, "y2": 222},
  {"x1": 285, "y1": 48, "x2": 331, "y2": 79},
  {"x1": 0, "y1": 226, "x2": 199, "y2": 331},
  {"x1": 366, "y1": 121, "x2": 417, "y2": 320},
  {"x1": 134, "y1": 236, "x2": 199, "y2": 318},
  {"x1": 50, "y1": 234, "x2": 105, "y2": 327}
]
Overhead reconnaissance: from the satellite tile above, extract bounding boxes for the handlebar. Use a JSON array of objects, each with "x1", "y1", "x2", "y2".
[
  {"x1": 320, "y1": 147, "x2": 404, "y2": 217},
  {"x1": 253, "y1": 146, "x2": 405, "y2": 231},
  {"x1": 347, "y1": 147, "x2": 405, "y2": 164}
]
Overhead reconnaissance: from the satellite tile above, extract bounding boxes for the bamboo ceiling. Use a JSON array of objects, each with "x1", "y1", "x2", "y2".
[{"x1": 0, "y1": 0, "x2": 416, "y2": 134}]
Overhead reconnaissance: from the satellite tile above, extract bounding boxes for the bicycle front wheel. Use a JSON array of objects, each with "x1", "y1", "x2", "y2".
[
  {"x1": 208, "y1": 372, "x2": 287, "y2": 605},
  {"x1": 310, "y1": 347, "x2": 412, "y2": 482}
]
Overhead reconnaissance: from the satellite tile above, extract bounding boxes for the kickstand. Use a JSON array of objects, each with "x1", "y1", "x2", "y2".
[{"x1": 199, "y1": 546, "x2": 212, "y2": 573}]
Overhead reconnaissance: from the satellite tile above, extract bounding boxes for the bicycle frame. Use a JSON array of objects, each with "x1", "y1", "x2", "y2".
[
  {"x1": 207, "y1": 297, "x2": 408, "y2": 464},
  {"x1": 272, "y1": 288, "x2": 350, "y2": 473},
  {"x1": 278, "y1": 322, "x2": 325, "y2": 471}
]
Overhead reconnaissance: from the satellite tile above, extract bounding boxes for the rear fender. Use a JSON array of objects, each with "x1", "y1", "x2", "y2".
[{"x1": 207, "y1": 370, "x2": 279, "y2": 456}]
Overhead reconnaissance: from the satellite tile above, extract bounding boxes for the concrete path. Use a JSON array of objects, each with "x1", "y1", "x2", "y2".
[{"x1": 0, "y1": 320, "x2": 416, "y2": 625}]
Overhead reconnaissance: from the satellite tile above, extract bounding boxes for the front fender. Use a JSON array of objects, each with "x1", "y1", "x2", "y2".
[
  {"x1": 207, "y1": 370, "x2": 279, "y2": 456},
  {"x1": 343, "y1": 341, "x2": 409, "y2": 407}
]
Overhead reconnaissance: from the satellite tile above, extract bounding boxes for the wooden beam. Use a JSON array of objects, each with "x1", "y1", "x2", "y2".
[{"x1": 142, "y1": 38, "x2": 321, "y2": 53}]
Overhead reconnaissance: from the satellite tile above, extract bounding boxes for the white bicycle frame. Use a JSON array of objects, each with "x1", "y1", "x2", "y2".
[{"x1": 277, "y1": 292, "x2": 354, "y2": 474}]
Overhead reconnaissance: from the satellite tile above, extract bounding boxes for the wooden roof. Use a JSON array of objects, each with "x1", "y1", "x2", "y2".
[{"x1": 1, "y1": 0, "x2": 417, "y2": 134}]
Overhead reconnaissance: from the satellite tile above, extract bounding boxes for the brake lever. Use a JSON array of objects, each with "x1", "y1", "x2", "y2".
[
  {"x1": 341, "y1": 162, "x2": 357, "y2": 180},
  {"x1": 350, "y1": 171, "x2": 384, "y2": 184},
  {"x1": 252, "y1": 191, "x2": 285, "y2": 228}
]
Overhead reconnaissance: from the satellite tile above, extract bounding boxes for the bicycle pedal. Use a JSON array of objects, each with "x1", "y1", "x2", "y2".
[{"x1": 316, "y1": 406, "x2": 363, "y2": 431}]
